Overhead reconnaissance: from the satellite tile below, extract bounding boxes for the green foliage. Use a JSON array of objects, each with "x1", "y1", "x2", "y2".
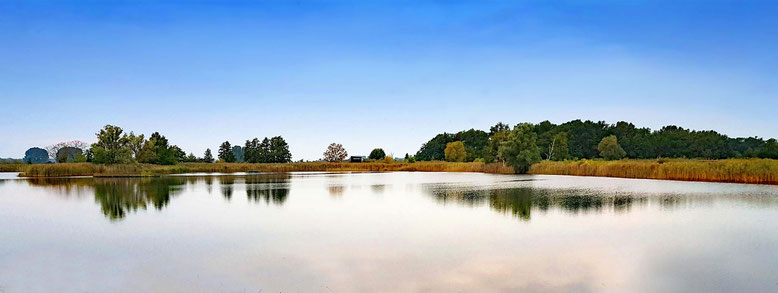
[
  {"x1": 498, "y1": 123, "x2": 541, "y2": 173},
  {"x1": 417, "y1": 119, "x2": 778, "y2": 163},
  {"x1": 24, "y1": 147, "x2": 49, "y2": 164},
  {"x1": 598, "y1": 135, "x2": 626, "y2": 160},
  {"x1": 91, "y1": 125, "x2": 133, "y2": 164},
  {"x1": 757, "y1": 139, "x2": 778, "y2": 159},
  {"x1": 244, "y1": 136, "x2": 292, "y2": 163},
  {"x1": 73, "y1": 152, "x2": 88, "y2": 163},
  {"x1": 416, "y1": 133, "x2": 456, "y2": 161},
  {"x1": 485, "y1": 130, "x2": 510, "y2": 163},
  {"x1": 232, "y1": 145, "x2": 244, "y2": 162},
  {"x1": 268, "y1": 136, "x2": 292, "y2": 163},
  {"x1": 415, "y1": 129, "x2": 489, "y2": 162},
  {"x1": 184, "y1": 153, "x2": 198, "y2": 163},
  {"x1": 203, "y1": 148, "x2": 214, "y2": 163},
  {"x1": 550, "y1": 132, "x2": 569, "y2": 161},
  {"x1": 444, "y1": 141, "x2": 467, "y2": 162},
  {"x1": 56, "y1": 147, "x2": 83, "y2": 163},
  {"x1": 218, "y1": 141, "x2": 236, "y2": 162},
  {"x1": 126, "y1": 132, "x2": 145, "y2": 160},
  {"x1": 369, "y1": 148, "x2": 386, "y2": 160}
]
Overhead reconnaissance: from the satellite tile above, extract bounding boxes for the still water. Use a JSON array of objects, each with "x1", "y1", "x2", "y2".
[{"x1": 1, "y1": 172, "x2": 777, "y2": 292}]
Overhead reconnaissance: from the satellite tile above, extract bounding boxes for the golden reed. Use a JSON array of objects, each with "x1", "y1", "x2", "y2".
[{"x1": 529, "y1": 159, "x2": 778, "y2": 185}]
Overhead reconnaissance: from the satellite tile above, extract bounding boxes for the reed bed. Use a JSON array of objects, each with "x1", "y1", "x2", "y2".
[
  {"x1": 0, "y1": 163, "x2": 23, "y2": 172},
  {"x1": 18, "y1": 161, "x2": 515, "y2": 177},
  {"x1": 529, "y1": 159, "x2": 778, "y2": 185}
]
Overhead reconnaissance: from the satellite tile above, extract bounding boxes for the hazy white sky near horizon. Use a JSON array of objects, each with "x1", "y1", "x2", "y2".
[{"x1": 1, "y1": 1, "x2": 777, "y2": 160}]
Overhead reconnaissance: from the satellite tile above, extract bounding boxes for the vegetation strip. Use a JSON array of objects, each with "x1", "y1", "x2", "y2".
[
  {"x1": 529, "y1": 159, "x2": 778, "y2": 185},
  {"x1": 14, "y1": 162, "x2": 515, "y2": 177}
]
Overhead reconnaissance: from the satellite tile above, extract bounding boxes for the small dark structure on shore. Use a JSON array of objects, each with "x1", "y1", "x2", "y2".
[{"x1": 350, "y1": 156, "x2": 365, "y2": 163}]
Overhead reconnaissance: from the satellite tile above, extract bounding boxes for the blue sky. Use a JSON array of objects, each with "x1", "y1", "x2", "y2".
[{"x1": 1, "y1": 0, "x2": 777, "y2": 160}]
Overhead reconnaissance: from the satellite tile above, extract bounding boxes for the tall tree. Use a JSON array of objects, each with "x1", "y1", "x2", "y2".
[
  {"x1": 323, "y1": 143, "x2": 348, "y2": 162},
  {"x1": 498, "y1": 123, "x2": 541, "y2": 173},
  {"x1": 232, "y1": 145, "x2": 244, "y2": 162},
  {"x1": 218, "y1": 141, "x2": 236, "y2": 162},
  {"x1": 203, "y1": 148, "x2": 214, "y2": 163},
  {"x1": 56, "y1": 147, "x2": 84, "y2": 163},
  {"x1": 126, "y1": 132, "x2": 145, "y2": 160},
  {"x1": 369, "y1": 148, "x2": 386, "y2": 160},
  {"x1": 91, "y1": 125, "x2": 133, "y2": 164},
  {"x1": 23, "y1": 147, "x2": 49, "y2": 164},
  {"x1": 268, "y1": 136, "x2": 292, "y2": 163},
  {"x1": 598, "y1": 135, "x2": 626, "y2": 160},
  {"x1": 444, "y1": 141, "x2": 467, "y2": 162}
]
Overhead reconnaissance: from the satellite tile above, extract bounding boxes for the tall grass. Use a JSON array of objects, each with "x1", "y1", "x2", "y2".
[
  {"x1": 19, "y1": 161, "x2": 515, "y2": 177},
  {"x1": 0, "y1": 163, "x2": 23, "y2": 172},
  {"x1": 529, "y1": 159, "x2": 778, "y2": 185}
]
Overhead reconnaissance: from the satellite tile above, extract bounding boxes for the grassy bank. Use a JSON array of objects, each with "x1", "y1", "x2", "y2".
[
  {"x1": 17, "y1": 161, "x2": 515, "y2": 177},
  {"x1": 529, "y1": 158, "x2": 778, "y2": 185}
]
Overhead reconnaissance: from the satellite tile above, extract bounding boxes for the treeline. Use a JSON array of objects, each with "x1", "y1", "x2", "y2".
[
  {"x1": 415, "y1": 119, "x2": 778, "y2": 172},
  {"x1": 19, "y1": 125, "x2": 292, "y2": 165},
  {"x1": 217, "y1": 137, "x2": 292, "y2": 164}
]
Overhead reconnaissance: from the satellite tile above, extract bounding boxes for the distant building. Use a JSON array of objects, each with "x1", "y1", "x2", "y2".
[{"x1": 350, "y1": 156, "x2": 365, "y2": 163}]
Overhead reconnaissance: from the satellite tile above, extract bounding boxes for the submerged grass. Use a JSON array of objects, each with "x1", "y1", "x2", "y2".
[
  {"x1": 529, "y1": 158, "x2": 778, "y2": 185},
  {"x1": 17, "y1": 161, "x2": 515, "y2": 177}
]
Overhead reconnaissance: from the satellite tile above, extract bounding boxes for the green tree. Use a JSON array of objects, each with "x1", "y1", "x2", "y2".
[
  {"x1": 56, "y1": 147, "x2": 83, "y2": 163},
  {"x1": 369, "y1": 148, "x2": 386, "y2": 160},
  {"x1": 184, "y1": 152, "x2": 198, "y2": 163},
  {"x1": 23, "y1": 147, "x2": 49, "y2": 164},
  {"x1": 598, "y1": 135, "x2": 626, "y2": 160},
  {"x1": 126, "y1": 132, "x2": 145, "y2": 160},
  {"x1": 444, "y1": 141, "x2": 467, "y2": 162},
  {"x1": 91, "y1": 125, "x2": 133, "y2": 164},
  {"x1": 485, "y1": 130, "x2": 510, "y2": 163},
  {"x1": 757, "y1": 138, "x2": 778, "y2": 159},
  {"x1": 415, "y1": 133, "x2": 456, "y2": 161},
  {"x1": 232, "y1": 145, "x2": 244, "y2": 162},
  {"x1": 548, "y1": 132, "x2": 569, "y2": 161},
  {"x1": 218, "y1": 141, "x2": 236, "y2": 162},
  {"x1": 498, "y1": 123, "x2": 541, "y2": 173},
  {"x1": 268, "y1": 136, "x2": 292, "y2": 163},
  {"x1": 203, "y1": 148, "x2": 214, "y2": 163},
  {"x1": 244, "y1": 138, "x2": 261, "y2": 163}
]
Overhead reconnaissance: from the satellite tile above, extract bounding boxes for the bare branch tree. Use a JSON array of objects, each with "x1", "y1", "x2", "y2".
[{"x1": 323, "y1": 143, "x2": 348, "y2": 162}]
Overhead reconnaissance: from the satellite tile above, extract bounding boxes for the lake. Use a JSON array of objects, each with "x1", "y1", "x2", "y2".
[{"x1": 1, "y1": 172, "x2": 777, "y2": 292}]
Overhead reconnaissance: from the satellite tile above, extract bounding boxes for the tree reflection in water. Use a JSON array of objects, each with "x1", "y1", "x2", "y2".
[
  {"x1": 431, "y1": 187, "x2": 649, "y2": 221},
  {"x1": 219, "y1": 176, "x2": 235, "y2": 200},
  {"x1": 245, "y1": 173, "x2": 291, "y2": 205},
  {"x1": 93, "y1": 177, "x2": 186, "y2": 220}
]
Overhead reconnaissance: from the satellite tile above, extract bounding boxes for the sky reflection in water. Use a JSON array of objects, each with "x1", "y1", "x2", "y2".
[{"x1": 1, "y1": 172, "x2": 778, "y2": 292}]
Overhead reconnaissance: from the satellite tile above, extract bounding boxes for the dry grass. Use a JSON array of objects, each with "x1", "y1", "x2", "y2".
[
  {"x1": 0, "y1": 163, "x2": 23, "y2": 172},
  {"x1": 18, "y1": 161, "x2": 515, "y2": 177},
  {"x1": 529, "y1": 158, "x2": 778, "y2": 185}
]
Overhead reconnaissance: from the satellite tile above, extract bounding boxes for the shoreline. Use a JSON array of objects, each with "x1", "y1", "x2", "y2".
[
  {"x1": 10, "y1": 162, "x2": 515, "y2": 178},
  {"x1": 3, "y1": 158, "x2": 778, "y2": 186}
]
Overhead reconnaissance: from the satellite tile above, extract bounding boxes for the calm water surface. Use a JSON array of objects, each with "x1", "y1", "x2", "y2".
[{"x1": 1, "y1": 172, "x2": 778, "y2": 292}]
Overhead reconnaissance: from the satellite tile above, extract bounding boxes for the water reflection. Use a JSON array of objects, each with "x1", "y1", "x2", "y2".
[
  {"x1": 218, "y1": 176, "x2": 235, "y2": 200},
  {"x1": 94, "y1": 178, "x2": 185, "y2": 220},
  {"x1": 429, "y1": 182, "x2": 778, "y2": 221},
  {"x1": 17, "y1": 173, "x2": 778, "y2": 223},
  {"x1": 25, "y1": 174, "x2": 293, "y2": 220},
  {"x1": 245, "y1": 173, "x2": 290, "y2": 205},
  {"x1": 5, "y1": 173, "x2": 778, "y2": 291}
]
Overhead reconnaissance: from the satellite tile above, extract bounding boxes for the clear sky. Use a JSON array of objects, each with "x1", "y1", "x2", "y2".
[{"x1": 1, "y1": 0, "x2": 777, "y2": 160}]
